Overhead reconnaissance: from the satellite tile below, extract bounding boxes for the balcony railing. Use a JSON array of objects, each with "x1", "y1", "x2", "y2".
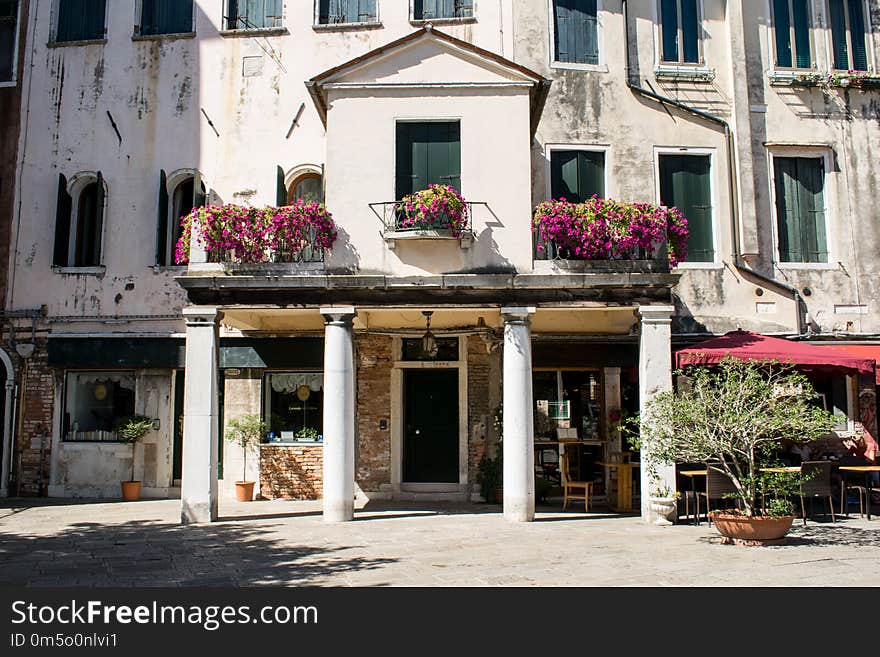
[
  {"x1": 369, "y1": 201, "x2": 483, "y2": 249},
  {"x1": 532, "y1": 232, "x2": 671, "y2": 273},
  {"x1": 203, "y1": 232, "x2": 326, "y2": 265}
]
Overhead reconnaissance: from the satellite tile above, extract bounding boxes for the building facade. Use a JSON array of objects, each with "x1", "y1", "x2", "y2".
[{"x1": 4, "y1": 1, "x2": 878, "y2": 523}]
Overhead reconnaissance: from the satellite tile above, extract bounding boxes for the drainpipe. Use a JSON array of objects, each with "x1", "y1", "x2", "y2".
[{"x1": 620, "y1": 0, "x2": 807, "y2": 336}]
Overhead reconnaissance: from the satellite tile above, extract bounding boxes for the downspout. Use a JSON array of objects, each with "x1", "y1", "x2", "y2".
[{"x1": 621, "y1": 0, "x2": 807, "y2": 336}]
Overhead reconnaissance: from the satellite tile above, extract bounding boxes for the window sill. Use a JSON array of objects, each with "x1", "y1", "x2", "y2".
[
  {"x1": 409, "y1": 17, "x2": 476, "y2": 26},
  {"x1": 47, "y1": 38, "x2": 107, "y2": 48},
  {"x1": 262, "y1": 441, "x2": 323, "y2": 447},
  {"x1": 132, "y1": 31, "x2": 196, "y2": 42},
  {"x1": 312, "y1": 21, "x2": 383, "y2": 31},
  {"x1": 673, "y1": 261, "x2": 724, "y2": 270},
  {"x1": 219, "y1": 27, "x2": 289, "y2": 38},
  {"x1": 767, "y1": 69, "x2": 815, "y2": 85},
  {"x1": 654, "y1": 65, "x2": 716, "y2": 82},
  {"x1": 152, "y1": 265, "x2": 186, "y2": 273},
  {"x1": 53, "y1": 266, "x2": 106, "y2": 276},
  {"x1": 775, "y1": 262, "x2": 836, "y2": 271},
  {"x1": 0, "y1": 79, "x2": 17, "y2": 88},
  {"x1": 550, "y1": 61, "x2": 607, "y2": 73}
]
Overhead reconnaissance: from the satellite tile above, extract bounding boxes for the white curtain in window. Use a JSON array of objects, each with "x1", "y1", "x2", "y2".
[
  {"x1": 268, "y1": 373, "x2": 323, "y2": 393},
  {"x1": 69, "y1": 372, "x2": 136, "y2": 390}
]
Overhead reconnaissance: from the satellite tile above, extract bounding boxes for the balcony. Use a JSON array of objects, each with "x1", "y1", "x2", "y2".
[{"x1": 369, "y1": 199, "x2": 484, "y2": 250}]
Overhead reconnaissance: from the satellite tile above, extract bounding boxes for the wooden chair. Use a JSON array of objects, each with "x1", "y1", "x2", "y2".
[
  {"x1": 697, "y1": 464, "x2": 739, "y2": 525},
  {"x1": 561, "y1": 452, "x2": 592, "y2": 511},
  {"x1": 838, "y1": 456, "x2": 868, "y2": 517},
  {"x1": 799, "y1": 461, "x2": 836, "y2": 526}
]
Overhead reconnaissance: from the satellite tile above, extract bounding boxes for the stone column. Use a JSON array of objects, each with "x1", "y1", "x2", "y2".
[
  {"x1": 321, "y1": 307, "x2": 357, "y2": 522},
  {"x1": 638, "y1": 305, "x2": 675, "y2": 522},
  {"x1": 501, "y1": 306, "x2": 536, "y2": 522},
  {"x1": 180, "y1": 307, "x2": 223, "y2": 524}
]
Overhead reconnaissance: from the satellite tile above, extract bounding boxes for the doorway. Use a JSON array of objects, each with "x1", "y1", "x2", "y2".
[{"x1": 403, "y1": 369, "x2": 459, "y2": 483}]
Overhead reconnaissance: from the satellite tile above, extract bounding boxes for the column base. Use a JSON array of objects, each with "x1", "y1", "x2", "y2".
[
  {"x1": 180, "y1": 500, "x2": 217, "y2": 524},
  {"x1": 323, "y1": 499, "x2": 354, "y2": 522},
  {"x1": 503, "y1": 495, "x2": 535, "y2": 522}
]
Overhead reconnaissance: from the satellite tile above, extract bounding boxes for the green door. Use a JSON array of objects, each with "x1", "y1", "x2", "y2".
[{"x1": 403, "y1": 369, "x2": 459, "y2": 483}]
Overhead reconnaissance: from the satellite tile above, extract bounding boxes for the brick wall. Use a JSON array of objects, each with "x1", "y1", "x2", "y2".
[
  {"x1": 259, "y1": 445, "x2": 323, "y2": 499},
  {"x1": 467, "y1": 335, "x2": 491, "y2": 492},
  {"x1": 14, "y1": 341, "x2": 55, "y2": 496},
  {"x1": 355, "y1": 334, "x2": 392, "y2": 492}
]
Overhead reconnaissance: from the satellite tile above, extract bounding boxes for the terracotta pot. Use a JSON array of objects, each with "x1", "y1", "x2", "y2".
[
  {"x1": 235, "y1": 481, "x2": 255, "y2": 502},
  {"x1": 711, "y1": 512, "x2": 794, "y2": 546},
  {"x1": 121, "y1": 481, "x2": 142, "y2": 502}
]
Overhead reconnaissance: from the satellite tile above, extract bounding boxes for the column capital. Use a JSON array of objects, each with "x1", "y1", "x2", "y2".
[
  {"x1": 183, "y1": 306, "x2": 224, "y2": 326},
  {"x1": 501, "y1": 306, "x2": 536, "y2": 323},
  {"x1": 637, "y1": 305, "x2": 675, "y2": 324},
  {"x1": 320, "y1": 306, "x2": 357, "y2": 325}
]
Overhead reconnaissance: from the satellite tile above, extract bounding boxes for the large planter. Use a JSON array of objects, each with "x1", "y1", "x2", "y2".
[
  {"x1": 235, "y1": 481, "x2": 256, "y2": 502},
  {"x1": 649, "y1": 496, "x2": 678, "y2": 526},
  {"x1": 121, "y1": 481, "x2": 142, "y2": 502},
  {"x1": 710, "y1": 512, "x2": 795, "y2": 546}
]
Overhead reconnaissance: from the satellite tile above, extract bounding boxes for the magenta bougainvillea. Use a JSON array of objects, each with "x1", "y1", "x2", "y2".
[
  {"x1": 175, "y1": 201, "x2": 337, "y2": 264},
  {"x1": 532, "y1": 197, "x2": 689, "y2": 266},
  {"x1": 394, "y1": 184, "x2": 469, "y2": 238}
]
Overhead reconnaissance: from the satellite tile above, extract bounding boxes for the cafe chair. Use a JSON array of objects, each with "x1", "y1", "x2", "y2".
[
  {"x1": 799, "y1": 461, "x2": 836, "y2": 526},
  {"x1": 561, "y1": 452, "x2": 592, "y2": 512},
  {"x1": 838, "y1": 456, "x2": 868, "y2": 518},
  {"x1": 698, "y1": 464, "x2": 739, "y2": 525}
]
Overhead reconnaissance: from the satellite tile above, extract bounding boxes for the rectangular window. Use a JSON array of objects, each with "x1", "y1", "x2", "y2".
[
  {"x1": 659, "y1": 154, "x2": 713, "y2": 263},
  {"x1": 139, "y1": 0, "x2": 193, "y2": 36},
  {"x1": 264, "y1": 373, "x2": 324, "y2": 443},
  {"x1": 413, "y1": 0, "x2": 473, "y2": 20},
  {"x1": 659, "y1": 0, "x2": 700, "y2": 64},
  {"x1": 553, "y1": 0, "x2": 598, "y2": 65},
  {"x1": 828, "y1": 0, "x2": 869, "y2": 71},
  {"x1": 773, "y1": 0, "x2": 812, "y2": 68},
  {"x1": 0, "y1": 0, "x2": 18, "y2": 82},
  {"x1": 773, "y1": 156, "x2": 828, "y2": 263},
  {"x1": 550, "y1": 150, "x2": 605, "y2": 202},
  {"x1": 63, "y1": 372, "x2": 136, "y2": 442},
  {"x1": 318, "y1": 0, "x2": 377, "y2": 24},
  {"x1": 55, "y1": 0, "x2": 106, "y2": 43},
  {"x1": 225, "y1": 0, "x2": 282, "y2": 30},
  {"x1": 395, "y1": 121, "x2": 461, "y2": 199}
]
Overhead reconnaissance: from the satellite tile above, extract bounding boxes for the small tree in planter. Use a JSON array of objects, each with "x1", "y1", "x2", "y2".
[
  {"x1": 633, "y1": 357, "x2": 836, "y2": 542},
  {"x1": 116, "y1": 415, "x2": 155, "y2": 502},
  {"x1": 225, "y1": 414, "x2": 266, "y2": 501}
]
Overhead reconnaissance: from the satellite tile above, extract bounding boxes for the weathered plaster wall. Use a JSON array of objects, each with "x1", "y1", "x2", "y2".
[{"x1": 220, "y1": 368, "x2": 262, "y2": 499}]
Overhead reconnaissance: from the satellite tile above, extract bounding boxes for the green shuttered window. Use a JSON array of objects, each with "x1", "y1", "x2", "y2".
[
  {"x1": 553, "y1": 0, "x2": 598, "y2": 65},
  {"x1": 660, "y1": 0, "x2": 700, "y2": 64},
  {"x1": 318, "y1": 0, "x2": 377, "y2": 24},
  {"x1": 140, "y1": 0, "x2": 193, "y2": 36},
  {"x1": 225, "y1": 0, "x2": 283, "y2": 30},
  {"x1": 413, "y1": 0, "x2": 474, "y2": 20},
  {"x1": 550, "y1": 151, "x2": 605, "y2": 203},
  {"x1": 55, "y1": 0, "x2": 106, "y2": 43},
  {"x1": 773, "y1": 0, "x2": 812, "y2": 68},
  {"x1": 659, "y1": 154, "x2": 713, "y2": 263},
  {"x1": 773, "y1": 156, "x2": 828, "y2": 264},
  {"x1": 829, "y1": 0, "x2": 869, "y2": 71},
  {"x1": 395, "y1": 122, "x2": 461, "y2": 199},
  {"x1": 0, "y1": 0, "x2": 17, "y2": 82}
]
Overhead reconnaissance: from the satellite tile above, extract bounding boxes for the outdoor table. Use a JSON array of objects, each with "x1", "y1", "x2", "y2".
[
  {"x1": 759, "y1": 467, "x2": 801, "y2": 474},
  {"x1": 597, "y1": 461, "x2": 640, "y2": 513},
  {"x1": 680, "y1": 469, "x2": 707, "y2": 525},
  {"x1": 838, "y1": 466, "x2": 880, "y2": 520}
]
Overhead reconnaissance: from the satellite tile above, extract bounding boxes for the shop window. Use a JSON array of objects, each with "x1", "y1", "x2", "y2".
[
  {"x1": 53, "y1": 173, "x2": 105, "y2": 268},
  {"x1": 658, "y1": 153, "x2": 714, "y2": 263},
  {"x1": 0, "y1": 0, "x2": 18, "y2": 82},
  {"x1": 550, "y1": 150, "x2": 605, "y2": 202},
  {"x1": 395, "y1": 121, "x2": 461, "y2": 199},
  {"x1": 659, "y1": 0, "x2": 701, "y2": 64},
  {"x1": 318, "y1": 0, "x2": 377, "y2": 24},
  {"x1": 772, "y1": 0, "x2": 812, "y2": 69},
  {"x1": 552, "y1": 0, "x2": 599, "y2": 65},
  {"x1": 264, "y1": 373, "x2": 324, "y2": 443},
  {"x1": 63, "y1": 372, "x2": 136, "y2": 442},
  {"x1": 138, "y1": 0, "x2": 193, "y2": 36},
  {"x1": 413, "y1": 0, "x2": 473, "y2": 20},
  {"x1": 772, "y1": 156, "x2": 828, "y2": 264},
  {"x1": 828, "y1": 0, "x2": 869, "y2": 71},
  {"x1": 225, "y1": 0, "x2": 282, "y2": 30},
  {"x1": 156, "y1": 170, "x2": 206, "y2": 266},
  {"x1": 55, "y1": 0, "x2": 106, "y2": 43}
]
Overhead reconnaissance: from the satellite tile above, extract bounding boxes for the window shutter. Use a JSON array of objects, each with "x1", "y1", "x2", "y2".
[
  {"x1": 418, "y1": 0, "x2": 438, "y2": 20},
  {"x1": 774, "y1": 157, "x2": 802, "y2": 262},
  {"x1": 552, "y1": 151, "x2": 579, "y2": 201},
  {"x1": 773, "y1": 0, "x2": 792, "y2": 68},
  {"x1": 84, "y1": 0, "x2": 106, "y2": 39},
  {"x1": 660, "y1": 0, "x2": 679, "y2": 62},
  {"x1": 140, "y1": 0, "x2": 156, "y2": 34},
  {"x1": 276, "y1": 165, "x2": 287, "y2": 206},
  {"x1": 395, "y1": 123, "x2": 415, "y2": 200},
  {"x1": 801, "y1": 158, "x2": 827, "y2": 263},
  {"x1": 156, "y1": 169, "x2": 168, "y2": 266},
  {"x1": 193, "y1": 171, "x2": 206, "y2": 208},
  {"x1": 358, "y1": 0, "x2": 377, "y2": 22},
  {"x1": 554, "y1": 1, "x2": 570, "y2": 62},
  {"x1": 426, "y1": 122, "x2": 460, "y2": 192},
  {"x1": 92, "y1": 171, "x2": 104, "y2": 266},
  {"x1": 828, "y1": 0, "x2": 849, "y2": 69},
  {"x1": 847, "y1": 0, "x2": 868, "y2": 71},
  {"x1": 660, "y1": 155, "x2": 713, "y2": 263},
  {"x1": 53, "y1": 174, "x2": 72, "y2": 267},
  {"x1": 583, "y1": 1, "x2": 598, "y2": 65},
  {"x1": 438, "y1": 0, "x2": 454, "y2": 19},
  {"x1": 792, "y1": 0, "x2": 811, "y2": 68},
  {"x1": 680, "y1": 0, "x2": 700, "y2": 63},
  {"x1": 578, "y1": 151, "x2": 605, "y2": 200},
  {"x1": 318, "y1": 0, "x2": 330, "y2": 24},
  {"x1": 456, "y1": 0, "x2": 474, "y2": 18}
]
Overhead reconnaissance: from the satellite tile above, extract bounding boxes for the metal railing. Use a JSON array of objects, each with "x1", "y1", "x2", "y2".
[
  {"x1": 369, "y1": 201, "x2": 484, "y2": 238},
  {"x1": 533, "y1": 231, "x2": 670, "y2": 265}
]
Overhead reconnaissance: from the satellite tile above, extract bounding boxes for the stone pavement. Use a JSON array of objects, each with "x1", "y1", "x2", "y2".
[{"x1": 0, "y1": 498, "x2": 878, "y2": 586}]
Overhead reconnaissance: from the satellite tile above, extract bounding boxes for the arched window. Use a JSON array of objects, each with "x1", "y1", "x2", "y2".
[
  {"x1": 287, "y1": 172, "x2": 323, "y2": 204},
  {"x1": 157, "y1": 170, "x2": 205, "y2": 266},
  {"x1": 53, "y1": 172, "x2": 105, "y2": 268}
]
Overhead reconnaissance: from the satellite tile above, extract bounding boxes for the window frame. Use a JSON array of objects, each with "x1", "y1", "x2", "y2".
[
  {"x1": 769, "y1": 0, "x2": 816, "y2": 71},
  {"x1": 654, "y1": 146, "x2": 721, "y2": 269},
  {"x1": 133, "y1": 0, "x2": 196, "y2": 39},
  {"x1": 548, "y1": 0, "x2": 607, "y2": 72},
  {"x1": 54, "y1": 172, "x2": 107, "y2": 272},
  {"x1": 222, "y1": 0, "x2": 285, "y2": 33},
  {"x1": 157, "y1": 169, "x2": 205, "y2": 268},
  {"x1": 50, "y1": 0, "x2": 109, "y2": 46},
  {"x1": 0, "y1": 0, "x2": 22, "y2": 86},
  {"x1": 656, "y1": 0, "x2": 705, "y2": 66},
  {"x1": 768, "y1": 148, "x2": 835, "y2": 270},
  {"x1": 544, "y1": 143, "x2": 611, "y2": 203},
  {"x1": 410, "y1": 0, "x2": 476, "y2": 24},
  {"x1": 262, "y1": 371, "x2": 325, "y2": 444},
  {"x1": 393, "y1": 118, "x2": 463, "y2": 201},
  {"x1": 61, "y1": 370, "x2": 137, "y2": 443},
  {"x1": 823, "y1": 0, "x2": 874, "y2": 72},
  {"x1": 314, "y1": 0, "x2": 381, "y2": 28}
]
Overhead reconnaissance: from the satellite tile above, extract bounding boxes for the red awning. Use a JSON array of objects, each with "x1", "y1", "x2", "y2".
[
  {"x1": 818, "y1": 344, "x2": 880, "y2": 384},
  {"x1": 675, "y1": 331, "x2": 877, "y2": 378}
]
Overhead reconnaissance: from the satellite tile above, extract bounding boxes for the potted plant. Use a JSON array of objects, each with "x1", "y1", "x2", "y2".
[
  {"x1": 476, "y1": 452, "x2": 502, "y2": 504},
  {"x1": 294, "y1": 427, "x2": 319, "y2": 443},
  {"x1": 225, "y1": 414, "x2": 266, "y2": 502},
  {"x1": 394, "y1": 184, "x2": 470, "y2": 237},
  {"x1": 116, "y1": 415, "x2": 155, "y2": 502},
  {"x1": 633, "y1": 357, "x2": 836, "y2": 544}
]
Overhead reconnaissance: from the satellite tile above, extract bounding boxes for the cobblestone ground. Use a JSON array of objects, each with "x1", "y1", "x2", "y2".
[{"x1": 1, "y1": 498, "x2": 878, "y2": 586}]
